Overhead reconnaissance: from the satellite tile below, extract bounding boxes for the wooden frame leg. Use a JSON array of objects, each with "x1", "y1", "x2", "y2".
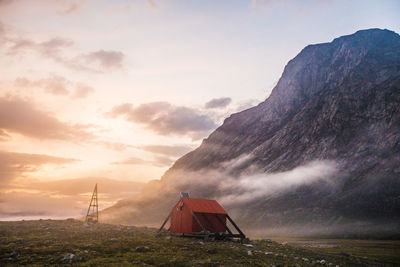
[
  {"x1": 158, "y1": 213, "x2": 171, "y2": 232},
  {"x1": 200, "y1": 213, "x2": 219, "y2": 237},
  {"x1": 226, "y1": 215, "x2": 246, "y2": 238},
  {"x1": 216, "y1": 214, "x2": 233, "y2": 235},
  {"x1": 192, "y1": 211, "x2": 207, "y2": 233}
]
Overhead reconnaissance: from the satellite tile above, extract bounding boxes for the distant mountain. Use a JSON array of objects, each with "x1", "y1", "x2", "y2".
[{"x1": 102, "y1": 29, "x2": 400, "y2": 237}]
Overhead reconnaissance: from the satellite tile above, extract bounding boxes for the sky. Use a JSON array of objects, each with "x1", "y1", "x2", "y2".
[{"x1": 0, "y1": 0, "x2": 399, "y2": 220}]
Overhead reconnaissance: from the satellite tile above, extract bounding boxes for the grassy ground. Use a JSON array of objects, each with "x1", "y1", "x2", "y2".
[
  {"x1": 270, "y1": 237, "x2": 400, "y2": 265},
  {"x1": 0, "y1": 220, "x2": 399, "y2": 266}
]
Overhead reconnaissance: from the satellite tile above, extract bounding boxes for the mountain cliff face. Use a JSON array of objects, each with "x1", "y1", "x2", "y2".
[{"x1": 103, "y1": 29, "x2": 400, "y2": 237}]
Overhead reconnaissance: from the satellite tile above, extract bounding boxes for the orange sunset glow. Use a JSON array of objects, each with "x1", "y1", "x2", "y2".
[{"x1": 0, "y1": 0, "x2": 269, "y2": 220}]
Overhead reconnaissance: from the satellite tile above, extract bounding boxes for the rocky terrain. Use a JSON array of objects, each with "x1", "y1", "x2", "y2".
[
  {"x1": 102, "y1": 29, "x2": 400, "y2": 237},
  {"x1": 1, "y1": 220, "x2": 399, "y2": 266}
]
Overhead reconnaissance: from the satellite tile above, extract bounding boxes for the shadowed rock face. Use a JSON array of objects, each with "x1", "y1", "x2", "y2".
[{"x1": 103, "y1": 29, "x2": 400, "y2": 236}]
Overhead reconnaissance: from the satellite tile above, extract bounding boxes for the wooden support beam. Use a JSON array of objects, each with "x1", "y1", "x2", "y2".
[
  {"x1": 200, "y1": 213, "x2": 219, "y2": 236},
  {"x1": 191, "y1": 211, "x2": 207, "y2": 233},
  {"x1": 215, "y1": 214, "x2": 232, "y2": 234},
  {"x1": 176, "y1": 233, "x2": 244, "y2": 238},
  {"x1": 158, "y1": 213, "x2": 171, "y2": 232},
  {"x1": 226, "y1": 215, "x2": 246, "y2": 238}
]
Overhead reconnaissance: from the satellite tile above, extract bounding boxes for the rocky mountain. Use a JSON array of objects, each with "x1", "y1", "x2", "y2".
[{"x1": 102, "y1": 29, "x2": 400, "y2": 237}]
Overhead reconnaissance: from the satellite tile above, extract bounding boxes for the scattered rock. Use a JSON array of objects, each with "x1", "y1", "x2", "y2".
[
  {"x1": 247, "y1": 250, "x2": 252, "y2": 256},
  {"x1": 165, "y1": 236, "x2": 171, "y2": 240},
  {"x1": 265, "y1": 251, "x2": 273, "y2": 255},
  {"x1": 243, "y1": 244, "x2": 254, "y2": 247},
  {"x1": 302, "y1": 257, "x2": 309, "y2": 261},
  {"x1": 242, "y1": 238, "x2": 250, "y2": 243},
  {"x1": 60, "y1": 253, "x2": 79, "y2": 263},
  {"x1": 9, "y1": 251, "x2": 19, "y2": 258},
  {"x1": 320, "y1": 259, "x2": 326, "y2": 265},
  {"x1": 206, "y1": 248, "x2": 216, "y2": 254},
  {"x1": 135, "y1": 246, "x2": 150, "y2": 252}
]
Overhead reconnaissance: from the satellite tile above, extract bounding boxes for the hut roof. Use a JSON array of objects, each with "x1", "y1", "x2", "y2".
[{"x1": 182, "y1": 198, "x2": 227, "y2": 214}]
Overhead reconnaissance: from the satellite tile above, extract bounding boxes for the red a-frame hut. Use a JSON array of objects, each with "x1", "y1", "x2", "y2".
[{"x1": 159, "y1": 194, "x2": 245, "y2": 239}]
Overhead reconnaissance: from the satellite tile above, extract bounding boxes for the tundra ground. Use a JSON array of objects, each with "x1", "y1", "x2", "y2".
[{"x1": 0, "y1": 220, "x2": 399, "y2": 266}]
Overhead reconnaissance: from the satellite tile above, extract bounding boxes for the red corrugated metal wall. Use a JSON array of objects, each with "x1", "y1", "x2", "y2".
[
  {"x1": 170, "y1": 199, "x2": 194, "y2": 234},
  {"x1": 170, "y1": 200, "x2": 181, "y2": 233}
]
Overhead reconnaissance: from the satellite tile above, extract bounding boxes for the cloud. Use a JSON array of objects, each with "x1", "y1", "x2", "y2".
[
  {"x1": 146, "y1": 0, "x2": 157, "y2": 10},
  {"x1": 107, "y1": 102, "x2": 217, "y2": 139},
  {"x1": 0, "y1": 150, "x2": 77, "y2": 185},
  {"x1": 39, "y1": 37, "x2": 74, "y2": 55},
  {"x1": 29, "y1": 177, "x2": 144, "y2": 197},
  {"x1": 84, "y1": 50, "x2": 124, "y2": 69},
  {"x1": 151, "y1": 158, "x2": 339, "y2": 209},
  {"x1": 106, "y1": 103, "x2": 133, "y2": 117},
  {"x1": 0, "y1": 129, "x2": 10, "y2": 139},
  {"x1": 15, "y1": 76, "x2": 69, "y2": 96},
  {"x1": 153, "y1": 156, "x2": 174, "y2": 167},
  {"x1": 57, "y1": 0, "x2": 86, "y2": 15},
  {"x1": 218, "y1": 160, "x2": 338, "y2": 205},
  {"x1": 0, "y1": 0, "x2": 14, "y2": 6},
  {"x1": 95, "y1": 141, "x2": 134, "y2": 152},
  {"x1": 15, "y1": 75, "x2": 94, "y2": 98},
  {"x1": 0, "y1": 96, "x2": 93, "y2": 140},
  {"x1": 0, "y1": 0, "x2": 86, "y2": 14},
  {"x1": 0, "y1": 21, "x2": 6, "y2": 41},
  {"x1": 205, "y1": 97, "x2": 232, "y2": 109},
  {"x1": 113, "y1": 157, "x2": 150, "y2": 165},
  {"x1": 9, "y1": 36, "x2": 74, "y2": 58},
  {"x1": 6, "y1": 36, "x2": 92, "y2": 71},
  {"x1": 1, "y1": 25, "x2": 125, "y2": 72},
  {"x1": 112, "y1": 155, "x2": 174, "y2": 167},
  {"x1": 0, "y1": 150, "x2": 77, "y2": 166},
  {"x1": 71, "y1": 83, "x2": 94, "y2": 99},
  {"x1": 250, "y1": 0, "x2": 332, "y2": 11},
  {"x1": 140, "y1": 144, "x2": 193, "y2": 157}
]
